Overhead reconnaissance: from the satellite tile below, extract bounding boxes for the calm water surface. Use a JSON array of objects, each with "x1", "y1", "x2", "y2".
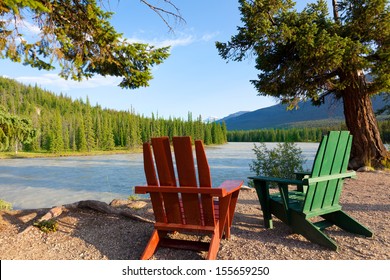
[{"x1": 0, "y1": 142, "x2": 319, "y2": 209}]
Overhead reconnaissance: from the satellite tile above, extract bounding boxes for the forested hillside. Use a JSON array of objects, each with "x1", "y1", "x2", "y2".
[
  {"x1": 219, "y1": 95, "x2": 388, "y2": 131},
  {"x1": 227, "y1": 124, "x2": 390, "y2": 143},
  {"x1": 0, "y1": 77, "x2": 227, "y2": 153}
]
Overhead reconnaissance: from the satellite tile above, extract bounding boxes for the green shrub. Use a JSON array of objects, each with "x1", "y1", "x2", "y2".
[
  {"x1": 249, "y1": 142, "x2": 306, "y2": 186},
  {"x1": 127, "y1": 194, "x2": 139, "y2": 201},
  {"x1": 0, "y1": 199, "x2": 12, "y2": 211},
  {"x1": 33, "y1": 219, "x2": 58, "y2": 233}
]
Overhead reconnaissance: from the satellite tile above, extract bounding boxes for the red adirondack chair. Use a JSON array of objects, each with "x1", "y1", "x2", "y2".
[{"x1": 135, "y1": 136, "x2": 243, "y2": 260}]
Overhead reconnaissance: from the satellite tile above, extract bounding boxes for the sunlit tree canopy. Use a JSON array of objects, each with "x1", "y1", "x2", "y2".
[{"x1": 0, "y1": 0, "x2": 176, "y2": 89}]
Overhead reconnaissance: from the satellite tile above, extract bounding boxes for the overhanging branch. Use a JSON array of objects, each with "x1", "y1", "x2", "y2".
[{"x1": 139, "y1": 0, "x2": 185, "y2": 32}]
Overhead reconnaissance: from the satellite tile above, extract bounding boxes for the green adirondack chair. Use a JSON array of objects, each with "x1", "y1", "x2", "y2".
[{"x1": 249, "y1": 131, "x2": 373, "y2": 251}]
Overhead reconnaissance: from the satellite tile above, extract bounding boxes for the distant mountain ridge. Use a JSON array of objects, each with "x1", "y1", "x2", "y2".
[
  {"x1": 219, "y1": 111, "x2": 250, "y2": 121},
  {"x1": 218, "y1": 95, "x2": 388, "y2": 131}
]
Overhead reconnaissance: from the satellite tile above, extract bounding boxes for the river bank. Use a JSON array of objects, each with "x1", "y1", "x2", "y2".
[{"x1": 0, "y1": 148, "x2": 142, "y2": 160}]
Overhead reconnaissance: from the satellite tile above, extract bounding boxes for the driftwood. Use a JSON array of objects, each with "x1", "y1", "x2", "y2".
[
  {"x1": 20, "y1": 200, "x2": 153, "y2": 235},
  {"x1": 64, "y1": 200, "x2": 154, "y2": 224},
  {"x1": 38, "y1": 206, "x2": 64, "y2": 221}
]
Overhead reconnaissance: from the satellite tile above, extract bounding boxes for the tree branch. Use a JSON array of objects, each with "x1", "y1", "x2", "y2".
[
  {"x1": 139, "y1": 0, "x2": 185, "y2": 32},
  {"x1": 268, "y1": 11, "x2": 276, "y2": 25}
]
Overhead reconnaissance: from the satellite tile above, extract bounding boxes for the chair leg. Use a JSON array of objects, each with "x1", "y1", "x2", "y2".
[
  {"x1": 254, "y1": 182, "x2": 273, "y2": 229},
  {"x1": 290, "y1": 212, "x2": 338, "y2": 251},
  {"x1": 223, "y1": 211, "x2": 231, "y2": 240},
  {"x1": 218, "y1": 195, "x2": 232, "y2": 239},
  {"x1": 322, "y1": 211, "x2": 373, "y2": 237},
  {"x1": 140, "y1": 229, "x2": 167, "y2": 260},
  {"x1": 206, "y1": 226, "x2": 220, "y2": 260},
  {"x1": 227, "y1": 190, "x2": 240, "y2": 228}
]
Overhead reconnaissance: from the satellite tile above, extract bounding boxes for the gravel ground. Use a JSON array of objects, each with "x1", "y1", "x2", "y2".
[{"x1": 0, "y1": 171, "x2": 389, "y2": 260}]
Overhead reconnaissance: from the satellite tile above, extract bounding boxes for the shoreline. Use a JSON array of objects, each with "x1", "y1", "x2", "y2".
[
  {"x1": 0, "y1": 143, "x2": 231, "y2": 159},
  {"x1": 0, "y1": 148, "x2": 143, "y2": 159},
  {"x1": 1, "y1": 141, "x2": 388, "y2": 160}
]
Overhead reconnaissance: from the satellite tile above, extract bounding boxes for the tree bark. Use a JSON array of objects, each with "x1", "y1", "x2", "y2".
[
  {"x1": 341, "y1": 73, "x2": 389, "y2": 169},
  {"x1": 332, "y1": 0, "x2": 339, "y2": 23}
]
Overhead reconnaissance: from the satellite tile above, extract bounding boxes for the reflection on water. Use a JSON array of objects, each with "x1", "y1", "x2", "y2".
[{"x1": 0, "y1": 142, "x2": 319, "y2": 209}]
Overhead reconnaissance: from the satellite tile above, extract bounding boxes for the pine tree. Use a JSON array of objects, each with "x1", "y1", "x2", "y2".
[
  {"x1": 84, "y1": 97, "x2": 95, "y2": 152},
  {"x1": 63, "y1": 125, "x2": 70, "y2": 151},
  {"x1": 102, "y1": 116, "x2": 115, "y2": 150},
  {"x1": 94, "y1": 112, "x2": 103, "y2": 149},
  {"x1": 49, "y1": 111, "x2": 64, "y2": 153},
  {"x1": 77, "y1": 117, "x2": 87, "y2": 152},
  {"x1": 216, "y1": 0, "x2": 390, "y2": 168}
]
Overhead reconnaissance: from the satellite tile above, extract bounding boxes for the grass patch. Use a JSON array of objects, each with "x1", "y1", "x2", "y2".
[
  {"x1": 0, "y1": 199, "x2": 12, "y2": 211},
  {"x1": 33, "y1": 219, "x2": 58, "y2": 233},
  {"x1": 0, "y1": 148, "x2": 142, "y2": 159},
  {"x1": 128, "y1": 194, "x2": 140, "y2": 201}
]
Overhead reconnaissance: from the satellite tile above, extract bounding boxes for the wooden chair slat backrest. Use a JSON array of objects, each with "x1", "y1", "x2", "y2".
[
  {"x1": 136, "y1": 136, "x2": 243, "y2": 259},
  {"x1": 145, "y1": 136, "x2": 216, "y2": 227},
  {"x1": 173, "y1": 137, "x2": 198, "y2": 186},
  {"x1": 150, "y1": 137, "x2": 182, "y2": 224},
  {"x1": 195, "y1": 140, "x2": 212, "y2": 188},
  {"x1": 322, "y1": 132, "x2": 351, "y2": 208},
  {"x1": 195, "y1": 140, "x2": 215, "y2": 226},
  {"x1": 143, "y1": 142, "x2": 166, "y2": 223},
  {"x1": 143, "y1": 142, "x2": 158, "y2": 186},
  {"x1": 173, "y1": 137, "x2": 203, "y2": 225},
  {"x1": 151, "y1": 137, "x2": 176, "y2": 186},
  {"x1": 303, "y1": 131, "x2": 352, "y2": 213}
]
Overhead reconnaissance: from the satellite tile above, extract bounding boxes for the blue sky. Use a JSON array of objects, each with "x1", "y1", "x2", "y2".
[{"x1": 0, "y1": 0, "x2": 319, "y2": 120}]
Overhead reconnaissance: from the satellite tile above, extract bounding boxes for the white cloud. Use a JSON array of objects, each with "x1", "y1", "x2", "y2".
[
  {"x1": 126, "y1": 31, "x2": 219, "y2": 49},
  {"x1": 201, "y1": 32, "x2": 219, "y2": 42},
  {"x1": 8, "y1": 17, "x2": 41, "y2": 37},
  {"x1": 15, "y1": 73, "x2": 121, "y2": 91},
  {"x1": 155, "y1": 36, "x2": 196, "y2": 48},
  {"x1": 21, "y1": 20, "x2": 41, "y2": 35},
  {"x1": 127, "y1": 34, "x2": 195, "y2": 48}
]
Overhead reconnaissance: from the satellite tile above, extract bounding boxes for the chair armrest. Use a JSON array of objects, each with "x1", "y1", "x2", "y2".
[
  {"x1": 249, "y1": 176, "x2": 303, "y2": 215},
  {"x1": 304, "y1": 171, "x2": 356, "y2": 184},
  {"x1": 214, "y1": 180, "x2": 243, "y2": 195},
  {"x1": 135, "y1": 181, "x2": 243, "y2": 197},
  {"x1": 249, "y1": 176, "x2": 305, "y2": 186}
]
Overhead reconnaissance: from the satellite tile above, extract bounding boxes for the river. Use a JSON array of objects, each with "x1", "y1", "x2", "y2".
[{"x1": 0, "y1": 142, "x2": 319, "y2": 209}]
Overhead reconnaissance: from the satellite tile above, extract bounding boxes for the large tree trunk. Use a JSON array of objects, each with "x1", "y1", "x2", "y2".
[{"x1": 341, "y1": 73, "x2": 389, "y2": 169}]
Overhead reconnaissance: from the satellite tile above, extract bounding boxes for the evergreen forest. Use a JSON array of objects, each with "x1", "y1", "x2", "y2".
[
  {"x1": 0, "y1": 77, "x2": 227, "y2": 153},
  {"x1": 227, "y1": 124, "x2": 390, "y2": 144}
]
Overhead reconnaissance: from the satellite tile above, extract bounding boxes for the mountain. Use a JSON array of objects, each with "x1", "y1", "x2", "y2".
[
  {"x1": 218, "y1": 111, "x2": 250, "y2": 122},
  {"x1": 219, "y1": 95, "x2": 388, "y2": 131},
  {"x1": 203, "y1": 111, "x2": 250, "y2": 123},
  {"x1": 203, "y1": 116, "x2": 219, "y2": 123}
]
